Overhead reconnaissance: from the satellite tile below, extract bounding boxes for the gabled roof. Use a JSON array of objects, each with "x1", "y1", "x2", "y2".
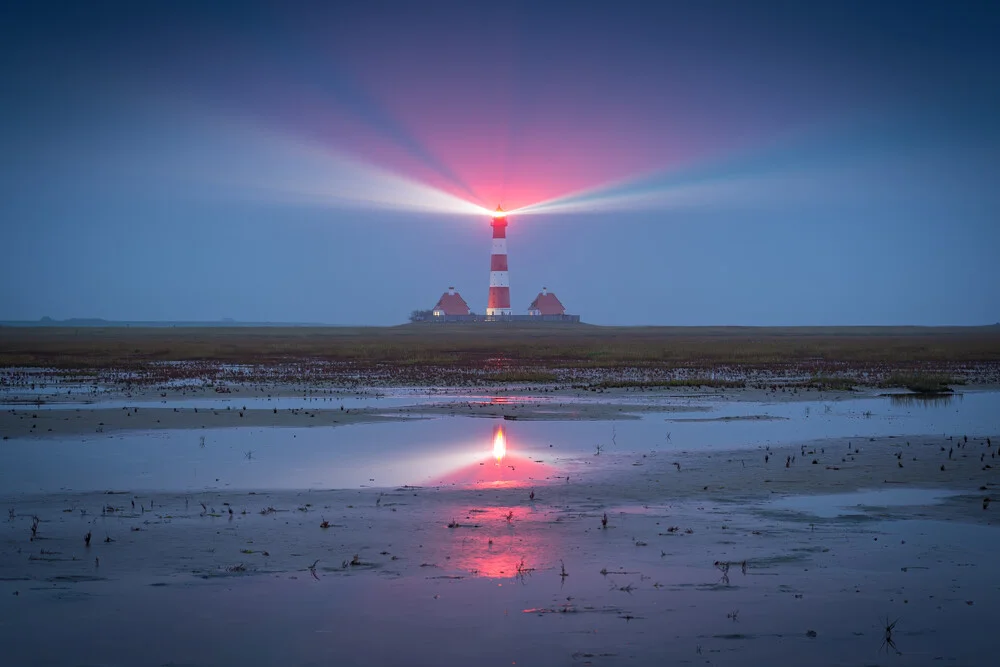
[
  {"x1": 434, "y1": 291, "x2": 471, "y2": 315},
  {"x1": 528, "y1": 291, "x2": 565, "y2": 315}
]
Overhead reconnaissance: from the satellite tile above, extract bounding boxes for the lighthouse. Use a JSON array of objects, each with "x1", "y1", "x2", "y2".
[{"x1": 486, "y1": 205, "x2": 512, "y2": 317}]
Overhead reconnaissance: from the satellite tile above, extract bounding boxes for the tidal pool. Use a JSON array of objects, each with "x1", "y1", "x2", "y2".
[{"x1": 2, "y1": 392, "x2": 998, "y2": 494}]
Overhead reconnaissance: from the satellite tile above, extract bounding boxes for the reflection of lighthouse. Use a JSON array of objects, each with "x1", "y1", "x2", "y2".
[{"x1": 486, "y1": 206, "x2": 511, "y2": 316}]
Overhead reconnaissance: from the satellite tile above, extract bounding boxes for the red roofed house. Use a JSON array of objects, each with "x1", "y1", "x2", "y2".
[
  {"x1": 433, "y1": 287, "x2": 471, "y2": 317},
  {"x1": 528, "y1": 287, "x2": 565, "y2": 316}
]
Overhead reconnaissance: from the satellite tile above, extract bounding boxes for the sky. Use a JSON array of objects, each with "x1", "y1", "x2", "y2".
[{"x1": 1, "y1": 0, "x2": 998, "y2": 326}]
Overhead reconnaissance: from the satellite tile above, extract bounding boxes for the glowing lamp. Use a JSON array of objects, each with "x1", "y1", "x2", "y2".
[{"x1": 492, "y1": 205, "x2": 506, "y2": 218}]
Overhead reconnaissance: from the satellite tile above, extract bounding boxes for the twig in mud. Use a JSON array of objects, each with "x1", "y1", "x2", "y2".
[
  {"x1": 84, "y1": 531, "x2": 91, "y2": 547},
  {"x1": 506, "y1": 510, "x2": 514, "y2": 524},
  {"x1": 715, "y1": 561, "x2": 731, "y2": 585},
  {"x1": 7, "y1": 508, "x2": 14, "y2": 520},
  {"x1": 30, "y1": 516, "x2": 39, "y2": 539},
  {"x1": 309, "y1": 559, "x2": 320, "y2": 580},
  {"x1": 560, "y1": 560, "x2": 569, "y2": 578},
  {"x1": 320, "y1": 518, "x2": 330, "y2": 529},
  {"x1": 601, "y1": 512, "x2": 608, "y2": 529},
  {"x1": 244, "y1": 450, "x2": 254, "y2": 461},
  {"x1": 727, "y1": 609, "x2": 740, "y2": 622},
  {"x1": 595, "y1": 444, "x2": 603, "y2": 456},
  {"x1": 881, "y1": 616, "x2": 900, "y2": 655}
]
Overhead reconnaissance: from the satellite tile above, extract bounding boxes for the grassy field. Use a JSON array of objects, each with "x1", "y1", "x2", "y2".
[{"x1": 2, "y1": 323, "x2": 999, "y2": 369}]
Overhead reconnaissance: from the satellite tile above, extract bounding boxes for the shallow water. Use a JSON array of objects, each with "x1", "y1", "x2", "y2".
[
  {"x1": 2, "y1": 391, "x2": 998, "y2": 493},
  {"x1": 768, "y1": 488, "x2": 963, "y2": 518},
  {"x1": 1, "y1": 502, "x2": 997, "y2": 667}
]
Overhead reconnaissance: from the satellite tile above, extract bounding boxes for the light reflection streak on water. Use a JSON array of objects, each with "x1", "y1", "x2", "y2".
[
  {"x1": 431, "y1": 423, "x2": 551, "y2": 490},
  {"x1": 443, "y1": 506, "x2": 546, "y2": 579},
  {"x1": 493, "y1": 425, "x2": 506, "y2": 462}
]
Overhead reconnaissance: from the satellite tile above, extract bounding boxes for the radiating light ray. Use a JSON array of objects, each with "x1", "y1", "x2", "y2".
[
  {"x1": 163, "y1": 111, "x2": 494, "y2": 217},
  {"x1": 509, "y1": 120, "x2": 904, "y2": 216}
]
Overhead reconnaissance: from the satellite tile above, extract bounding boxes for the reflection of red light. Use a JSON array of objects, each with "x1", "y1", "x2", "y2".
[
  {"x1": 445, "y1": 508, "x2": 543, "y2": 579},
  {"x1": 432, "y1": 424, "x2": 551, "y2": 489},
  {"x1": 493, "y1": 425, "x2": 506, "y2": 462}
]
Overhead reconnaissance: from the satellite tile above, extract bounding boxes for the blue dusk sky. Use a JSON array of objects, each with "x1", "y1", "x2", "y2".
[{"x1": 1, "y1": 1, "x2": 998, "y2": 325}]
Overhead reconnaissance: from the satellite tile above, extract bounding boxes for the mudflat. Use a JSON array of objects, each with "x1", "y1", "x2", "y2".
[{"x1": 1, "y1": 360, "x2": 999, "y2": 666}]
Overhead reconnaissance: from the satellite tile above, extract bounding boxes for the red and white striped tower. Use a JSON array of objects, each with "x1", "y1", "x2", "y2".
[{"x1": 487, "y1": 205, "x2": 512, "y2": 316}]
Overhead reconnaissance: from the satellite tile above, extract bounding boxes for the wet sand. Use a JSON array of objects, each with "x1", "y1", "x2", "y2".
[
  {"x1": 2, "y1": 382, "x2": 971, "y2": 439},
  {"x1": 2, "y1": 383, "x2": 999, "y2": 666}
]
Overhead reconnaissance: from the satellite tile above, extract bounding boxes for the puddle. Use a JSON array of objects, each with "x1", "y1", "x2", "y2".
[
  {"x1": 651, "y1": 391, "x2": 999, "y2": 450},
  {"x1": 0, "y1": 420, "x2": 566, "y2": 493},
  {"x1": 2, "y1": 391, "x2": 999, "y2": 493},
  {"x1": 769, "y1": 488, "x2": 962, "y2": 518}
]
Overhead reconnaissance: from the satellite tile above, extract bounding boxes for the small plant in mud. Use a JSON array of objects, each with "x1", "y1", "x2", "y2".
[
  {"x1": 601, "y1": 512, "x2": 608, "y2": 529},
  {"x1": 350, "y1": 554, "x2": 361, "y2": 566},
  {"x1": 84, "y1": 531, "x2": 91, "y2": 547},
  {"x1": 560, "y1": 560, "x2": 569, "y2": 578},
  {"x1": 715, "y1": 560, "x2": 731, "y2": 585},
  {"x1": 506, "y1": 510, "x2": 514, "y2": 524},
  {"x1": 30, "y1": 516, "x2": 39, "y2": 539},
  {"x1": 727, "y1": 609, "x2": 740, "y2": 622},
  {"x1": 320, "y1": 518, "x2": 330, "y2": 529},
  {"x1": 7, "y1": 508, "x2": 14, "y2": 521},
  {"x1": 447, "y1": 519, "x2": 460, "y2": 528},
  {"x1": 881, "y1": 616, "x2": 900, "y2": 655}
]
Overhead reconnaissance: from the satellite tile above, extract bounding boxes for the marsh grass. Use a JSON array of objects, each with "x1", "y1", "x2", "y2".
[
  {"x1": 592, "y1": 378, "x2": 747, "y2": 389},
  {"x1": 485, "y1": 370, "x2": 559, "y2": 383},
  {"x1": 883, "y1": 372, "x2": 960, "y2": 394},
  {"x1": 806, "y1": 375, "x2": 857, "y2": 391},
  {"x1": 3, "y1": 325, "x2": 999, "y2": 370}
]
